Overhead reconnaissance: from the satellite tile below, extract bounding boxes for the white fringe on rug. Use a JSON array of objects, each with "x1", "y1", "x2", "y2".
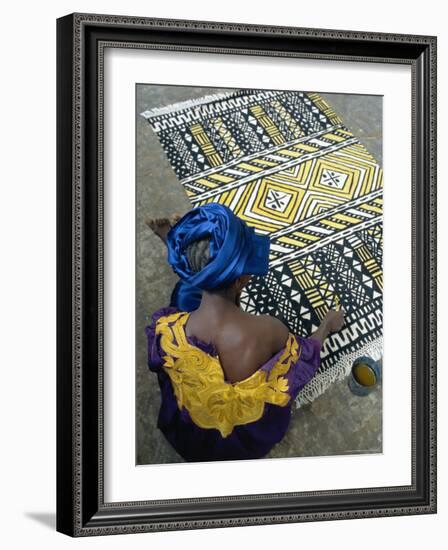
[
  {"x1": 140, "y1": 91, "x2": 239, "y2": 119},
  {"x1": 294, "y1": 336, "x2": 383, "y2": 408}
]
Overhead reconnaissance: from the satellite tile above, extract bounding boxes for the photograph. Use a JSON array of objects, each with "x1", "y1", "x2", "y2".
[{"x1": 136, "y1": 85, "x2": 384, "y2": 464}]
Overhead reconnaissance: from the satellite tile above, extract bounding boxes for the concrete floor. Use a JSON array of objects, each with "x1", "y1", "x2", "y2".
[{"x1": 135, "y1": 85, "x2": 383, "y2": 465}]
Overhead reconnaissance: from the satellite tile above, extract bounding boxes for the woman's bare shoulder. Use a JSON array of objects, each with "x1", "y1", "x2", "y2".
[
  {"x1": 242, "y1": 311, "x2": 287, "y2": 328},
  {"x1": 240, "y1": 312, "x2": 289, "y2": 350}
]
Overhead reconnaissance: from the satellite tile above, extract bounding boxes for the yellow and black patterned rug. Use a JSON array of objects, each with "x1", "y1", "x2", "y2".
[{"x1": 141, "y1": 90, "x2": 383, "y2": 406}]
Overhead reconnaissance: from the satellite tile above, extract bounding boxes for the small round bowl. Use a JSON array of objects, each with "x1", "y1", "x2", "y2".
[{"x1": 348, "y1": 356, "x2": 382, "y2": 397}]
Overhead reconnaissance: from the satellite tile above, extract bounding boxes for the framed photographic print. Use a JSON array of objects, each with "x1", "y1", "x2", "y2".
[{"x1": 56, "y1": 13, "x2": 437, "y2": 536}]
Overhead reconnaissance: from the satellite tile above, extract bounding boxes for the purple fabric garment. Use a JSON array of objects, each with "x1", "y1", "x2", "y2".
[{"x1": 145, "y1": 306, "x2": 321, "y2": 462}]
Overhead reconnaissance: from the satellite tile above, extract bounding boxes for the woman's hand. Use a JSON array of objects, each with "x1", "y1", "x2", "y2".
[
  {"x1": 311, "y1": 308, "x2": 344, "y2": 347},
  {"x1": 324, "y1": 309, "x2": 345, "y2": 332}
]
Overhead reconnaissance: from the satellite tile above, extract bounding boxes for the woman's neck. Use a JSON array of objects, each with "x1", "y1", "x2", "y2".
[{"x1": 198, "y1": 289, "x2": 239, "y2": 312}]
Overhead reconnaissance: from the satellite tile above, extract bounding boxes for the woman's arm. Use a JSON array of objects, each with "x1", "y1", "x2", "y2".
[{"x1": 265, "y1": 308, "x2": 345, "y2": 352}]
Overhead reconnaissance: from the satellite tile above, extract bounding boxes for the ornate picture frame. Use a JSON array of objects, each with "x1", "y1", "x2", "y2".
[{"x1": 56, "y1": 13, "x2": 437, "y2": 536}]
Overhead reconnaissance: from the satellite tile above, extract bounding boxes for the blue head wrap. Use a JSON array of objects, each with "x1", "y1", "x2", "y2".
[{"x1": 166, "y1": 204, "x2": 270, "y2": 291}]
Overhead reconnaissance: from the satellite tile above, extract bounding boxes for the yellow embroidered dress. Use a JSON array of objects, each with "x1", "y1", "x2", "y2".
[{"x1": 146, "y1": 307, "x2": 321, "y2": 462}]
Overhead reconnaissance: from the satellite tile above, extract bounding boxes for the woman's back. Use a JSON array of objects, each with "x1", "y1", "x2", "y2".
[{"x1": 185, "y1": 299, "x2": 289, "y2": 383}]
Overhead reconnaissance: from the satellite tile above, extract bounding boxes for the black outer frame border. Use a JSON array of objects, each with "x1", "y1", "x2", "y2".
[{"x1": 56, "y1": 12, "x2": 437, "y2": 537}]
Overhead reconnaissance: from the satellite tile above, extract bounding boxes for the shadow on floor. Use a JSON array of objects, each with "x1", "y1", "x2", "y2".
[{"x1": 25, "y1": 512, "x2": 56, "y2": 530}]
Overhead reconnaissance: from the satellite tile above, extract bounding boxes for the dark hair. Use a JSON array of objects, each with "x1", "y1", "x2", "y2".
[
  {"x1": 186, "y1": 237, "x2": 233, "y2": 292},
  {"x1": 186, "y1": 237, "x2": 211, "y2": 273}
]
